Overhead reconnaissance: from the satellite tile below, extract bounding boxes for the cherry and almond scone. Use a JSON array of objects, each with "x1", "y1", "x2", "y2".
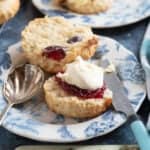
[
  {"x1": 54, "y1": 0, "x2": 113, "y2": 14},
  {"x1": 44, "y1": 57, "x2": 112, "y2": 118},
  {"x1": 21, "y1": 17, "x2": 98, "y2": 73}
]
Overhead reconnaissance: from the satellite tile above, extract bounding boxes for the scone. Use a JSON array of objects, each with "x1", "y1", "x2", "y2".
[
  {"x1": 54, "y1": 0, "x2": 113, "y2": 14},
  {"x1": 22, "y1": 17, "x2": 98, "y2": 73},
  {"x1": 44, "y1": 57, "x2": 112, "y2": 118},
  {"x1": 0, "y1": 0, "x2": 20, "y2": 24}
]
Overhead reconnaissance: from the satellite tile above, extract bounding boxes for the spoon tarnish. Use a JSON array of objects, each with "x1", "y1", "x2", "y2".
[{"x1": 1, "y1": 64, "x2": 44, "y2": 125}]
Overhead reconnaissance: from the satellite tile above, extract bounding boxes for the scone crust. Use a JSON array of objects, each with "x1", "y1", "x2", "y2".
[
  {"x1": 0, "y1": 0, "x2": 20, "y2": 24},
  {"x1": 55, "y1": 0, "x2": 113, "y2": 14},
  {"x1": 22, "y1": 17, "x2": 98, "y2": 73},
  {"x1": 43, "y1": 77, "x2": 112, "y2": 118}
]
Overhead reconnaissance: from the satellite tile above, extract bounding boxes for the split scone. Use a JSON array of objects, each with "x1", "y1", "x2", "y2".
[
  {"x1": 0, "y1": 0, "x2": 20, "y2": 24},
  {"x1": 22, "y1": 17, "x2": 98, "y2": 73},
  {"x1": 54, "y1": 0, "x2": 113, "y2": 14},
  {"x1": 44, "y1": 57, "x2": 112, "y2": 118}
]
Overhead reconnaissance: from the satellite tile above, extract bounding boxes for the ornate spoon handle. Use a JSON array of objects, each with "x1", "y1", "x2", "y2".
[{"x1": 0, "y1": 103, "x2": 13, "y2": 126}]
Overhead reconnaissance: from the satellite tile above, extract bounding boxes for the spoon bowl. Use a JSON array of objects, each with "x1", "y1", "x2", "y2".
[{"x1": 1, "y1": 64, "x2": 44, "y2": 125}]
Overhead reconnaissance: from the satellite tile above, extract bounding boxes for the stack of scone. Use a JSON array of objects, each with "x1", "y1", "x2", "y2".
[
  {"x1": 0, "y1": 0, "x2": 20, "y2": 24},
  {"x1": 22, "y1": 16, "x2": 112, "y2": 118},
  {"x1": 54, "y1": 0, "x2": 113, "y2": 14}
]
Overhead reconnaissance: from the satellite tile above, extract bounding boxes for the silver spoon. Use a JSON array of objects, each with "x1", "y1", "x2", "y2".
[{"x1": 1, "y1": 64, "x2": 44, "y2": 125}]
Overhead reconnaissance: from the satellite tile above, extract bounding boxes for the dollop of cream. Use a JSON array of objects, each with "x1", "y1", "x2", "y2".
[{"x1": 57, "y1": 56, "x2": 104, "y2": 90}]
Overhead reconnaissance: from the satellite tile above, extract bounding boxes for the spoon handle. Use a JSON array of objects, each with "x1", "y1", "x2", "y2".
[{"x1": 0, "y1": 103, "x2": 13, "y2": 126}]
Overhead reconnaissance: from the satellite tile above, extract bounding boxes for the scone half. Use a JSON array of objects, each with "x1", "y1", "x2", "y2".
[
  {"x1": 0, "y1": 0, "x2": 20, "y2": 24},
  {"x1": 22, "y1": 17, "x2": 98, "y2": 73},
  {"x1": 44, "y1": 77, "x2": 112, "y2": 118},
  {"x1": 54, "y1": 0, "x2": 113, "y2": 14}
]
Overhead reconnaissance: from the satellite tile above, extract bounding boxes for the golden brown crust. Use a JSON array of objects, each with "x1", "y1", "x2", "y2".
[
  {"x1": 54, "y1": 0, "x2": 113, "y2": 14},
  {"x1": 22, "y1": 17, "x2": 98, "y2": 73},
  {"x1": 43, "y1": 77, "x2": 112, "y2": 118},
  {"x1": 0, "y1": 0, "x2": 20, "y2": 24},
  {"x1": 54, "y1": 0, "x2": 66, "y2": 5}
]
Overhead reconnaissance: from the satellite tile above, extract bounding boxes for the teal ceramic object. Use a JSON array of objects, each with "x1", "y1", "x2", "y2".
[
  {"x1": 140, "y1": 21, "x2": 150, "y2": 132},
  {"x1": 140, "y1": 22, "x2": 150, "y2": 100},
  {"x1": 141, "y1": 39, "x2": 150, "y2": 68}
]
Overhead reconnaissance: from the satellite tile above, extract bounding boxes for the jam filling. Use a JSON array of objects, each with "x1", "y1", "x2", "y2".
[
  {"x1": 42, "y1": 46, "x2": 66, "y2": 61},
  {"x1": 55, "y1": 77, "x2": 106, "y2": 99}
]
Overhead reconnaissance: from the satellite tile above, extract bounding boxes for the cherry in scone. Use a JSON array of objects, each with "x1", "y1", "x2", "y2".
[
  {"x1": 42, "y1": 46, "x2": 66, "y2": 61},
  {"x1": 44, "y1": 56, "x2": 113, "y2": 118}
]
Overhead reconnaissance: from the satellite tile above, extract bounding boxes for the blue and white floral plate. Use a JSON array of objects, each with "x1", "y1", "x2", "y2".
[
  {"x1": 32, "y1": 0, "x2": 150, "y2": 28},
  {"x1": 0, "y1": 36, "x2": 146, "y2": 142}
]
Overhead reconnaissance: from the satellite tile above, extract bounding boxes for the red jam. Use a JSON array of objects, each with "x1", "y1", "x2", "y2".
[
  {"x1": 42, "y1": 46, "x2": 66, "y2": 61},
  {"x1": 55, "y1": 77, "x2": 106, "y2": 99}
]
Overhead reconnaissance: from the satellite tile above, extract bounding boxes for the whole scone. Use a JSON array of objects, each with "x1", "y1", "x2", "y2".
[
  {"x1": 22, "y1": 17, "x2": 98, "y2": 73},
  {"x1": 43, "y1": 57, "x2": 112, "y2": 118},
  {"x1": 54, "y1": 0, "x2": 113, "y2": 14},
  {"x1": 0, "y1": 0, "x2": 20, "y2": 24}
]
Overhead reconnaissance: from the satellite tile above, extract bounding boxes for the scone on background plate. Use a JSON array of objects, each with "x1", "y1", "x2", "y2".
[
  {"x1": 0, "y1": 0, "x2": 20, "y2": 24},
  {"x1": 44, "y1": 57, "x2": 112, "y2": 118},
  {"x1": 22, "y1": 17, "x2": 98, "y2": 73},
  {"x1": 54, "y1": 0, "x2": 113, "y2": 14}
]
